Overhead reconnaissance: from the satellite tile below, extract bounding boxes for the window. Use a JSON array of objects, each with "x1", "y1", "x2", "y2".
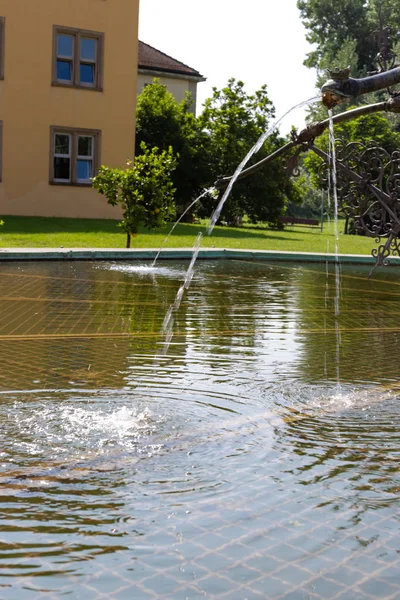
[
  {"x1": 0, "y1": 121, "x2": 3, "y2": 182},
  {"x1": 50, "y1": 127, "x2": 101, "y2": 185},
  {"x1": 0, "y1": 17, "x2": 5, "y2": 80},
  {"x1": 52, "y1": 26, "x2": 104, "y2": 90}
]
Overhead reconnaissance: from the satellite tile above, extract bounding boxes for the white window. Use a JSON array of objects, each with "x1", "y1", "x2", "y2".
[{"x1": 50, "y1": 127, "x2": 101, "y2": 186}]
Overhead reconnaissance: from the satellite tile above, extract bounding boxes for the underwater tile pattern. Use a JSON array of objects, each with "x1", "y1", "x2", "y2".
[{"x1": 0, "y1": 260, "x2": 399, "y2": 599}]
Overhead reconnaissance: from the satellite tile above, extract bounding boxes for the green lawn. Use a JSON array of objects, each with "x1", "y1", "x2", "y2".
[{"x1": 0, "y1": 215, "x2": 379, "y2": 255}]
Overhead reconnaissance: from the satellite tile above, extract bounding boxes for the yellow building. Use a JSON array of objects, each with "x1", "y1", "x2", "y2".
[{"x1": 0, "y1": 0, "x2": 139, "y2": 219}]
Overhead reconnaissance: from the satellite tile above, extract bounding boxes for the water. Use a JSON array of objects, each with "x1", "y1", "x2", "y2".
[
  {"x1": 328, "y1": 109, "x2": 342, "y2": 385},
  {"x1": 0, "y1": 259, "x2": 399, "y2": 599},
  {"x1": 160, "y1": 232, "x2": 203, "y2": 354}
]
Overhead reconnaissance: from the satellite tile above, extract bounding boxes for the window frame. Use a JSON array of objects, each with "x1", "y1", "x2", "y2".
[
  {"x1": 0, "y1": 17, "x2": 5, "y2": 80},
  {"x1": 52, "y1": 26, "x2": 104, "y2": 91},
  {"x1": 50, "y1": 126, "x2": 101, "y2": 186}
]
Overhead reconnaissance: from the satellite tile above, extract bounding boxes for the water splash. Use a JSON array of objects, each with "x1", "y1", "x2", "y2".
[{"x1": 9, "y1": 401, "x2": 163, "y2": 456}]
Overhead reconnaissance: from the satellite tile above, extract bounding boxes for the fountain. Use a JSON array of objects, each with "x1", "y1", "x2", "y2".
[
  {"x1": 215, "y1": 28, "x2": 400, "y2": 270},
  {"x1": 1, "y1": 18, "x2": 400, "y2": 600}
]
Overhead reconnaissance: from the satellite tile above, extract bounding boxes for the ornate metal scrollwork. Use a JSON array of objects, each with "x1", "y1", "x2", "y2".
[
  {"x1": 283, "y1": 147, "x2": 303, "y2": 180},
  {"x1": 318, "y1": 139, "x2": 400, "y2": 263}
]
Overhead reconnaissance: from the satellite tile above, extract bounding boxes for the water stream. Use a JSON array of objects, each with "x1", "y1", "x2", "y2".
[
  {"x1": 328, "y1": 109, "x2": 342, "y2": 385},
  {"x1": 206, "y1": 96, "x2": 320, "y2": 236},
  {"x1": 159, "y1": 232, "x2": 203, "y2": 354},
  {"x1": 151, "y1": 188, "x2": 216, "y2": 266},
  {"x1": 158, "y1": 96, "x2": 320, "y2": 351}
]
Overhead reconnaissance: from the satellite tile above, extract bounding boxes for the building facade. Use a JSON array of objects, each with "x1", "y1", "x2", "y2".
[
  {"x1": 137, "y1": 41, "x2": 206, "y2": 114},
  {"x1": 0, "y1": 0, "x2": 139, "y2": 219}
]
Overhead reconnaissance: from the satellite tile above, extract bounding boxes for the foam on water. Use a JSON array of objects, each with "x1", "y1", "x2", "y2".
[
  {"x1": 6, "y1": 400, "x2": 166, "y2": 457},
  {"x1": 279, "y1": 382, "x2": 399, "y2": 415},
  {"x1": 100, "y1": 264, "x2": 184, "y2": 278}
]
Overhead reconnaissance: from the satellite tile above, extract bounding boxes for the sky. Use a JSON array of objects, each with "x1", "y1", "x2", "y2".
[{"x1": 138, "y1": 0, "x2": 320, "y2": 133}]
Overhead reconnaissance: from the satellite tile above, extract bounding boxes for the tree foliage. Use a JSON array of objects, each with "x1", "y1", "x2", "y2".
[
  {"x1": 299, "y1": 1, "x2": 400, "y2": 132},
  {"x1": 92, "y1": 143, "x2": 177, "y2": 248},
  {"x1": 297, "y1": 0, "x2": 400, "y2": 75},
  {"x1": 135, "y1": 78, "x2": 303, "y2": 226},
  {"x1": 197, "y1": 79, "x2": 304, "y2": 225}
]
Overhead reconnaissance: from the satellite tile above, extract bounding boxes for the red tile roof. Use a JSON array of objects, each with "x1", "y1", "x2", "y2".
[{"x1": 138, "y1": 41, "x2": 205, "y2": 80}]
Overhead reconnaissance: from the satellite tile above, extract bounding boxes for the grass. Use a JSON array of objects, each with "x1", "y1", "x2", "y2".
[{"x1": 0, "y1": 215, "x2": 379, "y2": 255}]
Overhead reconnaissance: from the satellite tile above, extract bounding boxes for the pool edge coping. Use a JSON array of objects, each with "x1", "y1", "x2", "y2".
[{"x1": 0, "y1": 247, "x2": 398, "y2": 265}]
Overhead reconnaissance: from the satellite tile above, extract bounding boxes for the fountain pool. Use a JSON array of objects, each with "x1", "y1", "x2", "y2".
[{"x1": 0, "y1": 259, "x2": 399, "y2": 599}]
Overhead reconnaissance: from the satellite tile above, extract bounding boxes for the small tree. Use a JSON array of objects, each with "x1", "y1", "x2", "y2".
[
  {"x1": 136, "y1": 80, "x2": 210, "y2": 212},
  {"x1": 92, "y1": 143, "x2": 177, "y2": 248}
]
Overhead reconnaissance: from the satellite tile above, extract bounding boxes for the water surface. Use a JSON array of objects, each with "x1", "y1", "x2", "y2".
[{"x1": 0, "y1": 260, "x2": 399, "y2": 599}]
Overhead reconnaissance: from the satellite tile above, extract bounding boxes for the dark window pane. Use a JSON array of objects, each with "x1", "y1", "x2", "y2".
[
  {"x1": 57, "y1": 60, "x2": 72, "y2": 81},
  {"x1": 78, "y1": 136, "x2": 93, "y2": 157},
  {"x1": 55, "y1": 134, "x2": 70, "y2": 155},
  {"x1": 80, "y1": 63, "x2": 95, "y2": 84},
  {"x1": 54, "y1": 157, "x2": 70, "y2": 180},
  {"x1": 57, "y1": 34, "x2": 73, "y2": 57},
  {"x1": 81, "y1": 38, "x2": 97, "y2": 61},
  {"x1": 77, "y1": 160, "x2": 92, "y2": 181}
]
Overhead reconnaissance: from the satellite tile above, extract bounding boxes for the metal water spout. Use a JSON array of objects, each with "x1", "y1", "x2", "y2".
[{"x1": 321, "y1": 66, "x2": 400, "y2": 109}]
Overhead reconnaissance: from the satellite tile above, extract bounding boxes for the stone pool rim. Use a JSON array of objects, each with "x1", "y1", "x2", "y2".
[{"x1": 0, "y1": 246, "x2": 400, "y2": 265}]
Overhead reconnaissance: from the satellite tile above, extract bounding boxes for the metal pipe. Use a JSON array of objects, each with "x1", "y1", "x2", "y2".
[
  {"x1": 214, "y1": 141, "x2": 296, "y2": 189},
  {"x1": 214, "y1": 96, "x2": 400, "y2": 190},
  {"x1": 321, "y1": 66, "x2": 400, "y2": 108}
]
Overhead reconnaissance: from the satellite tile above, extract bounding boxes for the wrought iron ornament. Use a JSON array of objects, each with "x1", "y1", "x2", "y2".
[{"x1": 317, "y1": 140, "x2": 400, "y2": 267}]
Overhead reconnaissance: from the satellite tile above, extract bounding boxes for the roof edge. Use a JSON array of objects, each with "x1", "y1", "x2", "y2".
[
  {"x1": 138, "y1": 66, "x2": 206, "y2": 82},
  {"x1": 138, "y1": 40, "x2": 204, "y2": 79}
]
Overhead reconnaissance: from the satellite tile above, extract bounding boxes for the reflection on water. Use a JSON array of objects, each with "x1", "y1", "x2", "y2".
[{"x1": 0, "y1": 260, "x2": 399, "y2": 599}]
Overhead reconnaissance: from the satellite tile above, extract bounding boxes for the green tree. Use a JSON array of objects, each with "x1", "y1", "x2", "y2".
[
  {"x1": 197, "y1": 79, "x2": 304, "y2": 225},
  {"x1": 298, "y1": 0, "x2": 370, "y2": 72},
  {"x1": 297, "y1": 0, "x2": 399, "y2": 74},
  {"x1": 92, "y1": 143, "x2": 177, "y2": 248},
  {"x1": 286, "y1": 168, "x2": 324, "y2": 219},
  {"x1": 135, "y1": 80, "x2": 209, "y2": 214},
  {"x1": 299, "y1": 0, "x2": 400, "y2": 125}
]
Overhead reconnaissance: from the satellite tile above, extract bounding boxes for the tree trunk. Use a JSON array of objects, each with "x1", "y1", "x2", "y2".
[{"x1": 126, "y1": 232, "x2": 131, "y2": 248}]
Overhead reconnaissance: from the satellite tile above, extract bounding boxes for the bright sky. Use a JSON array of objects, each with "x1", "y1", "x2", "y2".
[{"x1": 138, "y1": 0, "x2": 319, "y2": 133}]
